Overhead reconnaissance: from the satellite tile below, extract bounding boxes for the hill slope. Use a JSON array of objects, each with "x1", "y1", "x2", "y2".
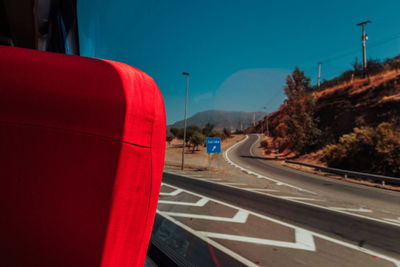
[{"x1": 251, "y1": 68, "x2": 400, "y2": 143}]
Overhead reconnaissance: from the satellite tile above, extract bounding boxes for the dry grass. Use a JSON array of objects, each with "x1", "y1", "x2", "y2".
[
  {"x1": 164, "y1": 134, "x2": 245, "y2": 169},
  {"x1": 314, "y1": 69, "x2": 400, "y2": 100}
]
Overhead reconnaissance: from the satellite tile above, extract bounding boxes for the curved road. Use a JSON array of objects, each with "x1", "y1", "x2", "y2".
[{"x1": 226, "y1": 134, "x2": 400, "y2": 223}]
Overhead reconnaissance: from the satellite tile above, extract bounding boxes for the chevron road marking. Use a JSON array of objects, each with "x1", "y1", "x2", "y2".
[
  {"x1": 158, "y1": 197, "x2": 209, "y2": 207},
  {"x1": 158, "y1": 212, "x2": 259, "y2": 267},
  {"x1": 159, "y1": 188, "x2": 183, "y2": 196},
  {"x1": 157, "y1": 183, "x2": 400, "y2": 267},
  {"x1": 159, "y1": 209, "x2": 249, "y2": 223},
  {"x1": 199, "y1": 228, "x2": 316, "y2": 252}
]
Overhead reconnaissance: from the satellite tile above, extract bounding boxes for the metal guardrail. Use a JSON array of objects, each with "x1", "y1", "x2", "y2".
[{"x1": 284, "y1": 160, "x2": 400, "y2": 186}]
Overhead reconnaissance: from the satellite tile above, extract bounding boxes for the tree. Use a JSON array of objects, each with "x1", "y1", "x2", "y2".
[
  {"x1": 223, "y1": 128, "x2": 231, "y2": 138},
  {"x1": 284, "y1": 66, "x2": 311, "y2": 101},
  {"x1": 209, "y1": 129, "x2": 226, "y2": 140},
  {"x1": 281, "y1": 67, "x2": 321, "y2": 153},
  {"x1": 202, "y1": 123, "x2": 214, "y2": 137},
  {"x1": 166, "y1": 134, "x2": 174, "y2": 144},
  {"x1": 186, "y1": 125, "x2": 201, "y2": 142},
  {"x1": 169, "y1": 128, "x2": 181, "y2": 137},
  {"x1": 189, "y1": 132, "x2": 205, "y2": 152}
]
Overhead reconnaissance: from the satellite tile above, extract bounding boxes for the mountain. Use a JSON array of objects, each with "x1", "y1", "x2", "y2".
[{"x1": 167, "y1": 110, "x2": 266, "y2": 133}]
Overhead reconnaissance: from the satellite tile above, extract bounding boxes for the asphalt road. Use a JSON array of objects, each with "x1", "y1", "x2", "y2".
[
  {"x1": 232, "y1": 134, "x2": 400, "y2": 205},
  {"x1": 155, "y1": 134, "x2": 400, "y2": 266},
  {"x1": 226, "y1": 134, "x2": 400, "y2": 225}
]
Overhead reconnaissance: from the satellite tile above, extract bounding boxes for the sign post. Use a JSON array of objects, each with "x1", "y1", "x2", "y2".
[{"x1": 206, "y1": 137, "x2": 221, "y2": 171}]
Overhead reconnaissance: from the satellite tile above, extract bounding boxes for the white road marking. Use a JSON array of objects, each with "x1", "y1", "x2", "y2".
[
  {"x1": 216, "y1": 134, "x2": 400, "y2": 228},
  {"x1": 243, "y1": 188, "x2": 278, "y2": 192},
  {"x1": 223, "y1": 135, "x2": 316, "y2": 195},
  {"x1": 218, "y1": 182, "x2": 247, "y2": 186},
  {"x1": 280, "y1": 196, "x2": 324, "y2": 202},
  {"x1": 157, "y1": 212, "x2": 259, "y2": 267},
  {"x1": 158, "y1": 197, "x2": 209, "y2": 207},
  {"x1": 182, "y1": 174, "x2": 400, "y2": 229},
  {"x1": 199, "y1": 228, "x2": 315, "y2": 252},
  {"x1": 159, "y1": 188, "x2": 183, "y2": 196},
  {"x1": 158, "y1": 183, "x2": 400, "y2": 266},
  {"x1": 159, "y1": 209, "x2": 249, "y2": 223},
  {"x1": 384, "y1": 217, "x2": 400, "y2": 226},
  {"x1": 329, "y1": 207, "x2": 372, "y2": 213}
]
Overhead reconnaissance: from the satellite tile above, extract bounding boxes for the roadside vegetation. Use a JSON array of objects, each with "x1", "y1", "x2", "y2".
[
  {"x1": 167, "y1": 123, "x2": 232, "y2": 152},
  {"x1": 260, "y1": 55, "x2": 400, "y2": 177},
  {"x1": 322, "y1": 122, "x2": 400, "y2": 177},
  {"x1": 271, "y1": 67, "x2": 321, "y2": 154}
]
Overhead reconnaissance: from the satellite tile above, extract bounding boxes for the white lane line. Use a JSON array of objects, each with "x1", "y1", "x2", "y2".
[
  {"x1": 280, "y1": 196, "x2": 325, "y2": 202},
  {"x1": 218, "y1": 182, "x2": 247, "y2": 186},
  {"x1": 199, "y1": 228, "x2": 315, "y2": 252},
  {"x1": 157, "y1": 212, "x2": 259, "y2": 267},
  {"x1": 158, "y1": 197, "x2": 209, "y2": 207},
  {"x1": 243, "y1": 188, "x2": 279, "y2": 192},
  {"x1": 158, "y1": 209, "x2": 249, "y2": 223},
  {"x1": 159, "y1": 188, "x2": 183, "y2": 196},
  {"x1": 159, "y1": 183, "x2": 400, "y2": 266},
  {"x1": 224, "y1": 135, "x2": 316, "y2": 195},
  {"x1": 329, "y1": 207, "x2": 372, "y2": 213},
  {"x1": 384, "y1": 217, "x2": 400, "y2": 225}
]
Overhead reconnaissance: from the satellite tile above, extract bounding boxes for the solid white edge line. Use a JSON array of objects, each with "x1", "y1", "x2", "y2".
[
  {"x1": 160, "y1": 182, "x2": 400, "y2": 266},
  {"x1": 329, "y1": 207, "x2": 373, "y2": 213},
  {"x1": 157, "y1": 211, "x2": 259, "y2": 267}
]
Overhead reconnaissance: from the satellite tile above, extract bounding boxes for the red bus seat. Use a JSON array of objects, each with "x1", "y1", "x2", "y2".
[{"x1": 0, "y1": 46, "x2": 166, "y2": 266}]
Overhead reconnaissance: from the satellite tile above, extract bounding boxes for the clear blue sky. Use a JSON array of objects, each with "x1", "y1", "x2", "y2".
[{"x1": 77, "y1": 0, "x2": 400, "y2": 124}]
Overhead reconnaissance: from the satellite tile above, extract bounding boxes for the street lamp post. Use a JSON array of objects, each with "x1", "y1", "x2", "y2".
[{"x1": 181, "y1": 72, "x2": 190, "y2": 170}]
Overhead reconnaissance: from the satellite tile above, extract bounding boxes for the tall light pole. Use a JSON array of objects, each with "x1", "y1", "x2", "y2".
[
  {"x1": 181, "y1": 72, "x2": 190, "y2": 170},
  {"x1": 357, "y1": 20, "x2": 371, "y2": 72}
]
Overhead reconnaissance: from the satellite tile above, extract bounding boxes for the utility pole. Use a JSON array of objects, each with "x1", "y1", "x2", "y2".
[
  {"x1": 181, "y1": 72, "x2": 190, "y2": 170},
  {"x1": 317, "y1": 62, "x2": 322, "y2": 90},
  {"x1": 357, "y1": 20, "x2": 371, "y2": 72}
]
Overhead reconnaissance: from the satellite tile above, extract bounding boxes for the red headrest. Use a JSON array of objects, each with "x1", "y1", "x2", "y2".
[{"x1": 0, "y1": 46, "x2": 166, "y2": 266}]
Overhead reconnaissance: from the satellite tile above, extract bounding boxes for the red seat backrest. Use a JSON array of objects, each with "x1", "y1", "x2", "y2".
[{"x1": 0, "y1": 46, "x2": 166, "y2": 266}]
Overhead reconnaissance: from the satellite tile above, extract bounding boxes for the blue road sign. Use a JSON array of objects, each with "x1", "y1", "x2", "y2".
[{"x1": 206, "y1": 137, "x2": 221, "y2": 154}]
